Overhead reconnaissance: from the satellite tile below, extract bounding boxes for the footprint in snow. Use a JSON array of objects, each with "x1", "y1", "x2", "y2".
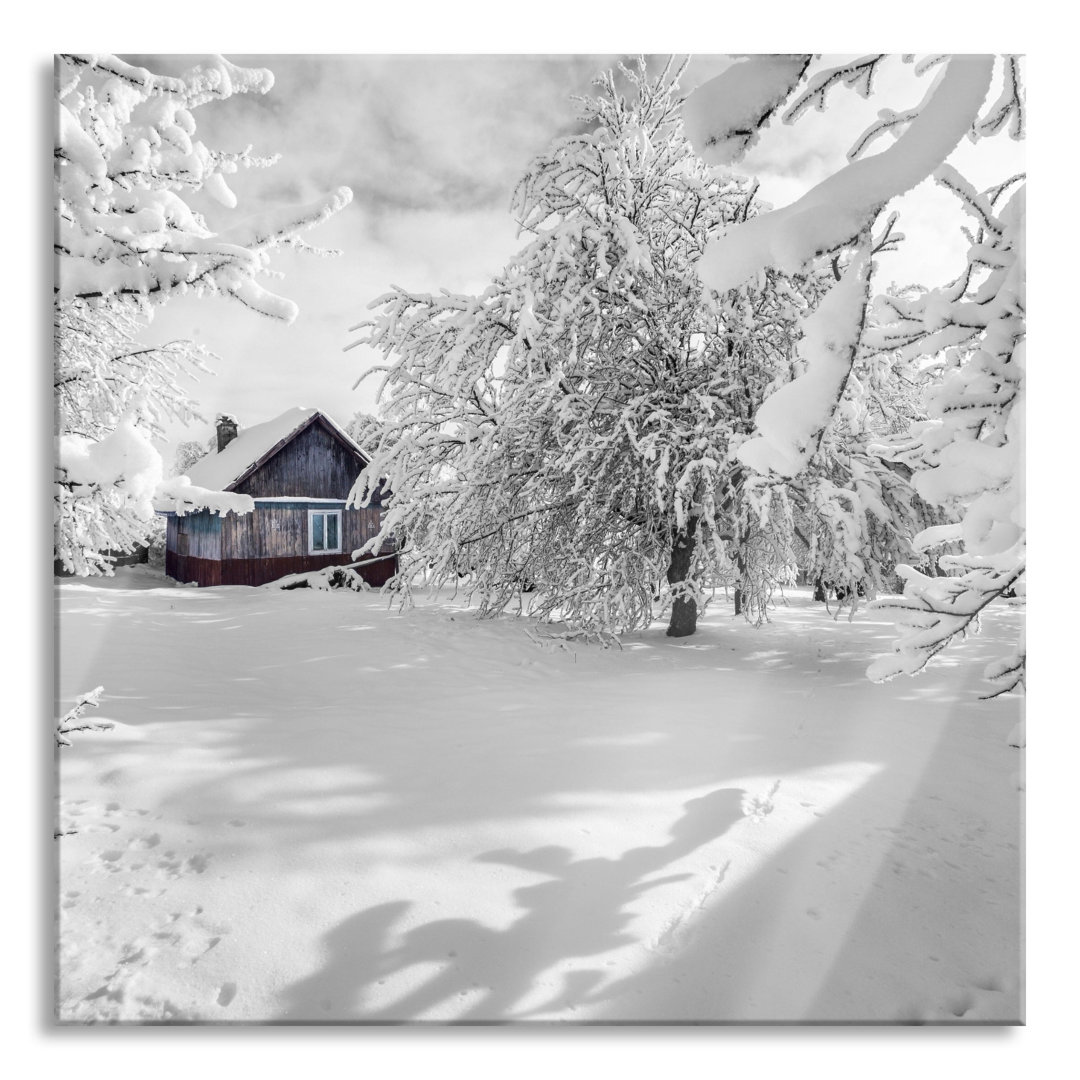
[{"x1": 155, "y1": 851, "x2": 210, "y2": 878}]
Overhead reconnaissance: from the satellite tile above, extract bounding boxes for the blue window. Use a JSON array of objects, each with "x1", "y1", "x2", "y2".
[{"x1": 308, "y1": 509, "x2": 342, "y2": 554}]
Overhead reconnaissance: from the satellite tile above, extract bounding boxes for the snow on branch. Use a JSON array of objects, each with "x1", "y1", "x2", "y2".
[
  {"x1": 682, "y1": 55, "x2": 812, "y2": 166},
  {"x1": 684, "y1": 53, "x2": 1024, "y2": 690},
  {"x1": 56, "y1": 687, "x2": 112, "y2": 748},
  {"x1": 976, "y1": 55, "x2": 1025, "y2": 140},
  {"x1": 55, "y1": 53, "x2": 352, "y2": 321},
  {"x1": 866, "y1": 558, "x2": 1024, "y2": 690},
  {"x1": 866, "y1": 174, "x2": 1024, "y2": 694},
  {"x1": 692, "y1": 55, "x2": 995, "y2": 295},
  {"x1": 737, "y1": 239, "x2": 873, "y2": 478},
  {"x1": 782, "y1": 54, "x2": 887, "y2": 125},
  {"x1": 933, "y1": 164, "x2": 1001, "y2": 235}
]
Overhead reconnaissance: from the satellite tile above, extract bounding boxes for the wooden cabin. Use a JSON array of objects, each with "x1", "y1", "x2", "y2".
[{"x1": 162, "y1": 408, "x2": 397, "y2": 588}]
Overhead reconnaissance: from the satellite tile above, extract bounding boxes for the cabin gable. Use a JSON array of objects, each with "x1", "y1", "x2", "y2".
[{"x1": 231, "y1": 417, "x2": 367, "y2": 500}]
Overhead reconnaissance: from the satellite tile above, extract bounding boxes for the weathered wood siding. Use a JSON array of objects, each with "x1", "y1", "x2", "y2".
[
  {"x1": 177, "y1": 511, "x2": 223, "y2": 559},
  {"x1": 165, "y1": 511, "x2": 223, "y2": 586},
  {"x1": 216, "y1": 504, "x2": 395, "y2": 587},
  {"x1": 221, "y1": 505, "x2": 385, "y2": 560},
  {"x1": 232, "y1": 420, "x2": 364, "y2": 500}
]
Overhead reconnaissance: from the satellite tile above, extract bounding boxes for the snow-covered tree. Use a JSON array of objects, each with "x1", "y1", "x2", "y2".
[
  {"x1": 172, "y1": 437, "x2": 211, "y2": 478},
  {"x1": 681, "y1": 54, "x2": 1024, "y2": 688},
  {"x1": 350, "y1": 60, "x2": 819, "y2": 637},
  {"x1": 345, "y1": 410, "x2": 400, "y2": 458},
  {"x1": 54, "y1": 53, "x2": 353, "y2": 574}
]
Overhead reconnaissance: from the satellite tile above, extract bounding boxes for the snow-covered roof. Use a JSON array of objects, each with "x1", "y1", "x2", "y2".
[{"x1": 184, "y1": 407, "x2": 369, "y2": 492}]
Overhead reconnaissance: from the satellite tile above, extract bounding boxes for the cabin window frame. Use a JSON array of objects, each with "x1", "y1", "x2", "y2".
[{"x1": 307, "y1": 508, "x2": 343, "y2": 555}]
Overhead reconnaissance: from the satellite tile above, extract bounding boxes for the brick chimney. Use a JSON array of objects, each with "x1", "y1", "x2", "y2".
[{"x1": 216, "y1": 414, "x2": 239, "y2": 453}]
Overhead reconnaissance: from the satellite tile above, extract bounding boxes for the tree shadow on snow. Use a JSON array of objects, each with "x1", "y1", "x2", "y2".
[{"x1": 276, "y1": 787, "x2": 745, "y2": 1021}]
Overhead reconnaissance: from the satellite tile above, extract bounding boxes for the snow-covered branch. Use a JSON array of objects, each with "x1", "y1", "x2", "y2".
[
  {"x1": 55, "y1": 53, "x2": 352, "y2": 317},
  {"x1": 56, "y1": 686, "x2": 112, "y2": 748},
  {"x1": 865, "y1": 173, "x2": 1024, "y2": 693},
  {"x1": 736, "y1": 238, "x2": 874, "y2": 478},
  {"x1": 689, "y1": 55, "x2": 996, "y2": 294},
  {"x1": 783, "y1": 54, "x2": 887, "y2": 125},
  {"x1": 682, "y1": 54, "x2": 1024, "y2": 688}
]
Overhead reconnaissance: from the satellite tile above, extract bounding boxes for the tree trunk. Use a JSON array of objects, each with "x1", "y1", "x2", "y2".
[
  {"x1": 665, "y1": 518, "x2": 699, "y2": 637},
  {"x1": 733, "y1": 529, "x2": 747, "y2": 617}
]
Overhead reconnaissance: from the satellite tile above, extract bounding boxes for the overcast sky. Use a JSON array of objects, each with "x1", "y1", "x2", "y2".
[{"x1": 126, "y1": 54, "x2": 1024, "y2": 460}]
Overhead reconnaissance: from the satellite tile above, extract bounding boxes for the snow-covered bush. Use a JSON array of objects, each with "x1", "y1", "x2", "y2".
[
  {"x1": 682, "y1": 54, "x2": 1024, "y2": 688},
  {"x1": 54, "y1": 53, "x2": 353, "y2": 575}
]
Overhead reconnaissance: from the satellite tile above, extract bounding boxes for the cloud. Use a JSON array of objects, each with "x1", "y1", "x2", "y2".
[
  {"x1": 117, "y1": 54, "x2": 628, "y2": 446},
  {"x1": 125, "y1": 54, "x2": 621, "y2": 215}
]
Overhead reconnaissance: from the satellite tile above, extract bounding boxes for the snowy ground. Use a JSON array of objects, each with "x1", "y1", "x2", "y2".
[{"x1": 54, "y1": 568, "x2": 1023, "y2": 1024}]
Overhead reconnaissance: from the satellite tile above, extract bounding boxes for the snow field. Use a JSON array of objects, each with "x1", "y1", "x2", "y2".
[{"x1": 56, "y1": 570, "x2": 1022, "y2": 1022}]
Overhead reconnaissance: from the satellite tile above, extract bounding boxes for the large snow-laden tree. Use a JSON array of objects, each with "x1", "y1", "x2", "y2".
[
  {"x1": 54, "y1": 53, "x2": 353, "y2": 574},
  {"x1": 350, "y1": 60, "x2": 816, "y2": 637},
  {"x1": 681, "y1": 54, "x2": 1024, "y2": 690}
]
